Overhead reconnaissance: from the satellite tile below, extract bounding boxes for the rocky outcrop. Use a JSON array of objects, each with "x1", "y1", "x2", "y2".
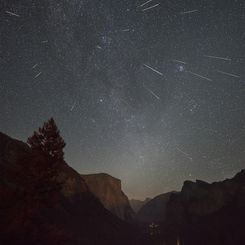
[
  {"x1": 136, "y1": 192, "x2": 176, "y2": 222},
  {"x1": 81, "y1": 173, "x2": 135, "y2": 221},
  {"x1": 130, "y1": 198, "x2": 151, "y2": 213},
  {"x1": 162, "y1": 171, "x2": 245, "y2": 245},
  {"x1": 167, "y1": 172, "x2": 245, "y2": 222},
  {"x1": 0, "y1": 132, "x2": 136, "y2": 245},
  {"x1": 0, "y1": 132, "x2": 30, "y2": 168}
]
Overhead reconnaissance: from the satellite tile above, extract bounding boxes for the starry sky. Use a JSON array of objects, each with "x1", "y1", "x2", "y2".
[{"x1": 1, "y1": 0, "x2": 245, "y2": 199}]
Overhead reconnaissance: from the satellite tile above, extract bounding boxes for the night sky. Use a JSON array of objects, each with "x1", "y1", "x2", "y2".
[{"x1": 1, "y1": 0, "x2": 245, "y2": 199}]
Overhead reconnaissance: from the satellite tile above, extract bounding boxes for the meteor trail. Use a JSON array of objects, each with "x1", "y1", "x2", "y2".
[
  {"x1": 187, "y1": 71, "x2": 212, "y2": 81},
  {"x1": 143, "y1": 85, "x2": 160, "y2": 100},
  {"x1": 181, "y1": 9, "x2": 198, "y2": 15},
  {"x1": 176, "y1": 147, "x2": 193, "y2": 161},
  {"x1": 216, "y1": 70, "x2": 240, "y2": 78},
  {"x1": 172, "y1": 59, "x2": 187, "y2": 64},
  {"x1": 204, "y1": 55, "x2": 232, "y2": 61},
  {"x1": 143, "y1": 64, "x2": 163, "y2": 76},
  {"x1": 142, "y1": 3, "x2": 160, "y2": 12},
  {"x1": 34, "y1": 72, "x2": 42, "y2": 79},
  {"x1": 70, "y1": 102, "x2": 77, "y2": 111},
  {"x1": 140, "y1": 0, "x2": 153, "y2": 7},
  {"x1": 32, "y1": 64, "x2": 38, "y2": 69},
  {"x1": 5, "y1": 11, "x2": 20, "y2": 17}
]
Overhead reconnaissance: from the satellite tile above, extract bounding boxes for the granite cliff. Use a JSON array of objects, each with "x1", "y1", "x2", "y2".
[
  {"x1": 161, "y1": 171, "x2": 245, "y2": 245},
  {"x1": 81, "y1": 173, "x2": 135, "y2": 220}
]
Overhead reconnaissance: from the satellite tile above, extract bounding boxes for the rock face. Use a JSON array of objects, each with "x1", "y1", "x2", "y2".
[
  {"x1": 162, "y1": 171, "x2": 245, "y2": 245},
  {"x1": 136, "y1": 192, "x2": 176, "y2": 222},
  {"x1": 0, "y1": 132, "x2": 136, "y2": 245},
  {"x1": 81, "y1": 173, "x2": 135, "y2": 221},
  {"x1": 130, "y1": 198, "x2": 151, "y2": 213}
]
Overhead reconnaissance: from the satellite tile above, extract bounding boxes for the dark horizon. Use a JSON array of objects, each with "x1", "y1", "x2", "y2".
[{"x1": 1, "y1": 128, "x2": 244, "y2": 200}]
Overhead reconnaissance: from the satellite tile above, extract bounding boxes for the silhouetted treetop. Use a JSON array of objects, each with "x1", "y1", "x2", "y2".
[{"x1": 27, "y1": 118, "x2": 66, "y2": 160}]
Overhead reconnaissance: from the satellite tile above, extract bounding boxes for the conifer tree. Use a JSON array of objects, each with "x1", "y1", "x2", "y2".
[
  {"x1": 18, "y1": 118, "x2": 66, "y2": 205},
  {"x1": 27, "y1": 118, "x2": 66, "y2": 160}
]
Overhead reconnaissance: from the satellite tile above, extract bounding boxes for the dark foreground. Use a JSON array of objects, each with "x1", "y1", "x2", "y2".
[{"x1": 1, "y1": 131, "x2": 245, "y2": 245}]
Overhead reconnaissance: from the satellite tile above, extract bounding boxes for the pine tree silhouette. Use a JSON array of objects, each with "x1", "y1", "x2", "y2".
[
  {"x1": 5, "y1": 119, "x2": 67, "y2": 241},
  {"x1": 27, "y1": 118, "x2": 66, "y2": 160},
  {"x1": 16, "y1": 118, "x2": 66, "y2": 206}
]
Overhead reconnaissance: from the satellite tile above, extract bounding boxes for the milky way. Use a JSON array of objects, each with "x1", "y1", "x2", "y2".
[{"x1": 1, "y1": 0, "x2": 245, "y2": 199}]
